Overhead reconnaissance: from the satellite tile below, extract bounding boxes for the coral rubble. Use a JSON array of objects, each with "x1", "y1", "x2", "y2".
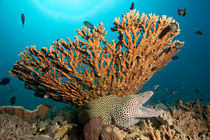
[
  {"x1": 0, "y1": 113, "x2": 37, "y2": 139},
  {"x1": 9, "y1": 10, "x2": 184, "y2": 107},
  {"x1": 0, "y1": 111, "x2": 79, "y2": 140}
]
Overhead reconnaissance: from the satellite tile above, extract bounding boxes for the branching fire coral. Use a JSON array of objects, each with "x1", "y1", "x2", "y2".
[{"x1": 9, "y1": 10, "x2": 184, "y2": 106}]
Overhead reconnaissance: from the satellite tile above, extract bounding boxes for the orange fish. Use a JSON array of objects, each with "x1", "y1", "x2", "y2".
[{"x1": 21, "y1": 13, "x2": 25, "y2": 28}]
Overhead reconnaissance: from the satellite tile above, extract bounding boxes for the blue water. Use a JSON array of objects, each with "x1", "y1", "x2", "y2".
[{"x1": 0, "y1": 0, "x2": 209, "y2": 110}]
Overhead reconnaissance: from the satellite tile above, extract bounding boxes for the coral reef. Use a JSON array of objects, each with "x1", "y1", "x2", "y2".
[
  {"x1": 0, "y1": 113, "x2": 37, "y2": 139},
  {"x1": 159, "y1": 101, "x2": 210, "y2": 139},
  {"x1": 82, "y1": 101, "x2": 209, "y2": 140},
  {"x1": 9, "y1": 10, "x2": 184, "y2": 107},
  {"x1": 0, "y1": 111, "x2": 79, "y2": 140},
  {"x1": 78, "y1": 91, "x2": 164, "y2": 128},
  {"x1": 0, "y1": 101, "x2": 208, "y2": 139},
  {"x1": 121, "y1": 101, "x2": 210, "y2": 140},
  {"x1": 19, "y1": 135, "x2": 54, "y2": 140},
  {"x1": 34, "y1": 115, "x2": 79, "y2": 139},
  {"x1": 0, "y1": 104, "x2": 51, "y2": 119}
]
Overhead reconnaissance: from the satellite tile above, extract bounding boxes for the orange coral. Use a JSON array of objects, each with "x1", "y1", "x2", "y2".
[
  {"x1": 0, "y1": 104, "x2": 51, "y2": 119},
  {"x1": 9, "y1": 10, "x2": 184, "y2": 106}
]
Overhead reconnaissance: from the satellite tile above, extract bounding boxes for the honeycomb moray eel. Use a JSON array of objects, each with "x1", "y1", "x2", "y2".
[{"x1": 77, "y1": 91, "x2": 164, "y2": 128}]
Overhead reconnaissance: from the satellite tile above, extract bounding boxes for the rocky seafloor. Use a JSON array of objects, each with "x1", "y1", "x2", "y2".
[{"x1": 0, "y1": 101, "x2": 209, "y2": 140}]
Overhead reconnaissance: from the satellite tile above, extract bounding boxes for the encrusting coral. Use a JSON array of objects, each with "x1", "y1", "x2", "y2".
[{"x1": 9, "y1": 10, "x2": 184, "y2": 107}]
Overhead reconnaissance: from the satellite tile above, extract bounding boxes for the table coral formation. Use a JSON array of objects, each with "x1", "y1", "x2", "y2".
[
  {"x1": 9, "y1": 10, "x2": 184, "y2": 106},
  {"x1": 0, "y1": 104, "x2": 51, "y2": 119}
]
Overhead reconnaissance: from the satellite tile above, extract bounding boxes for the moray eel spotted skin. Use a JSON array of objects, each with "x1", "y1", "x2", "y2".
[
  {"x1": 111, "y1": 91, "x2": 164, "y2": 128},
  {"x1": 78, "y1": 91, "x2": 164, "y2": 128}
]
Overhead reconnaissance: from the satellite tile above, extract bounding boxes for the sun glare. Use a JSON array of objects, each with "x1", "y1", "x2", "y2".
[{"x1": 31, "y1": 0, "x2": 114, "y2": 21}]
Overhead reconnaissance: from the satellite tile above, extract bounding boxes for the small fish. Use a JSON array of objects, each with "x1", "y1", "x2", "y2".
[
  {"x1": 171, "y1": 90, "x2": 176, "y2": 94},
  {"x1": 174, "y1": 42, "x2": 183, "y2": 49},
  {"x1": 157, "y1": 90, "x2": 161, "y2": 94},
  {"x1": 174, "y1": 99, "x2": 181, "y2": 103},
  {"x1": 195, "y1": 30, "x2": 203, "y2": 35},
  {"x1": 178, "y1": 9, "x2": 187, "y2": 16},
  {"x1": 181, "y1": 86, "x2": 185, "y2": 91},
  {"x1": 172, "y1": 55, "x2": 179, "y2": 60},
  {"x1": 10, "y1": 96, "x2": 16, "y2": 105},
  {"x1": 160, "y1": 99, "x2": 167, "y2": 104},
  {"x1": 44, "y1": 100, "x2": 53, "y2": 103},
  {"x1": 153, "y1": 84, "x2": 160, "y2": 90},
  {"x1": 0, "y1": 78, "x2": 11, "y2": 85},
  {"x1": 170, "y1": 23, "x2": 178, "y2": 33},
  {"x1": 44, "y1": 94, "x2": 49, "y2": 98},
  {"x1": 83, "y1": 21, "x2": 94, "y2": 30},
  {"x1": 151, "y1": 67, "x2": 157, "y2": 71},
  {"x1": 52, "y1": 106, "x2": 56, "y2": 111},
  {"x1": 21, "y1": 13, "x2": 25, "y2": 28},
  {"x1": 130, "y1": 2, "x2": 134, "y2": 10},
  {"x1": 195, "y1": 89, "x2": 200, "y2": 93}
]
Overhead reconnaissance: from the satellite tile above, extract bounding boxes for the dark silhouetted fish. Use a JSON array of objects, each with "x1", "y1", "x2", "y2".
[
  {"x1": 172, "y1": 55, "x2": 179, "y2": 60},
  {"x1": 195, "y1": 30, "x2": 203, "y2": 35},
  {"x1": 130, "y1": 2, "x2": 134, "y2": 10},
  {"x1": 195, "y1": 89, "x2": 200, "y2": 93},
  {"x1": 174, "y1": 99, "x2": 181, "y2": 103},
  {"x1": 21, "y1": 13, "x2": 25, "y2": 28},
  {"x1": 178, "y1": 9, "x2": 187, "y2": 16},
  {"x1": 0, "y1": 78, "x2": 11, "y2": 85},
  {"x1": 10, "y1": 96, "x2": 16, "y2": 105},
  {"x1": 83, "y1": 21, "x2": 94, "y2": 29}
]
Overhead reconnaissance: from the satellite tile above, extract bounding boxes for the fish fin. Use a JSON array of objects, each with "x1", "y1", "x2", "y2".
[{"x1": 183, "y1": 9, "x2": 187, "y2": 16}]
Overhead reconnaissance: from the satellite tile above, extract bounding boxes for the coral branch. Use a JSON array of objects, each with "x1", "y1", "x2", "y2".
[{"x1": 9, "y1": 10, "x2": 184, "y2": 106}]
